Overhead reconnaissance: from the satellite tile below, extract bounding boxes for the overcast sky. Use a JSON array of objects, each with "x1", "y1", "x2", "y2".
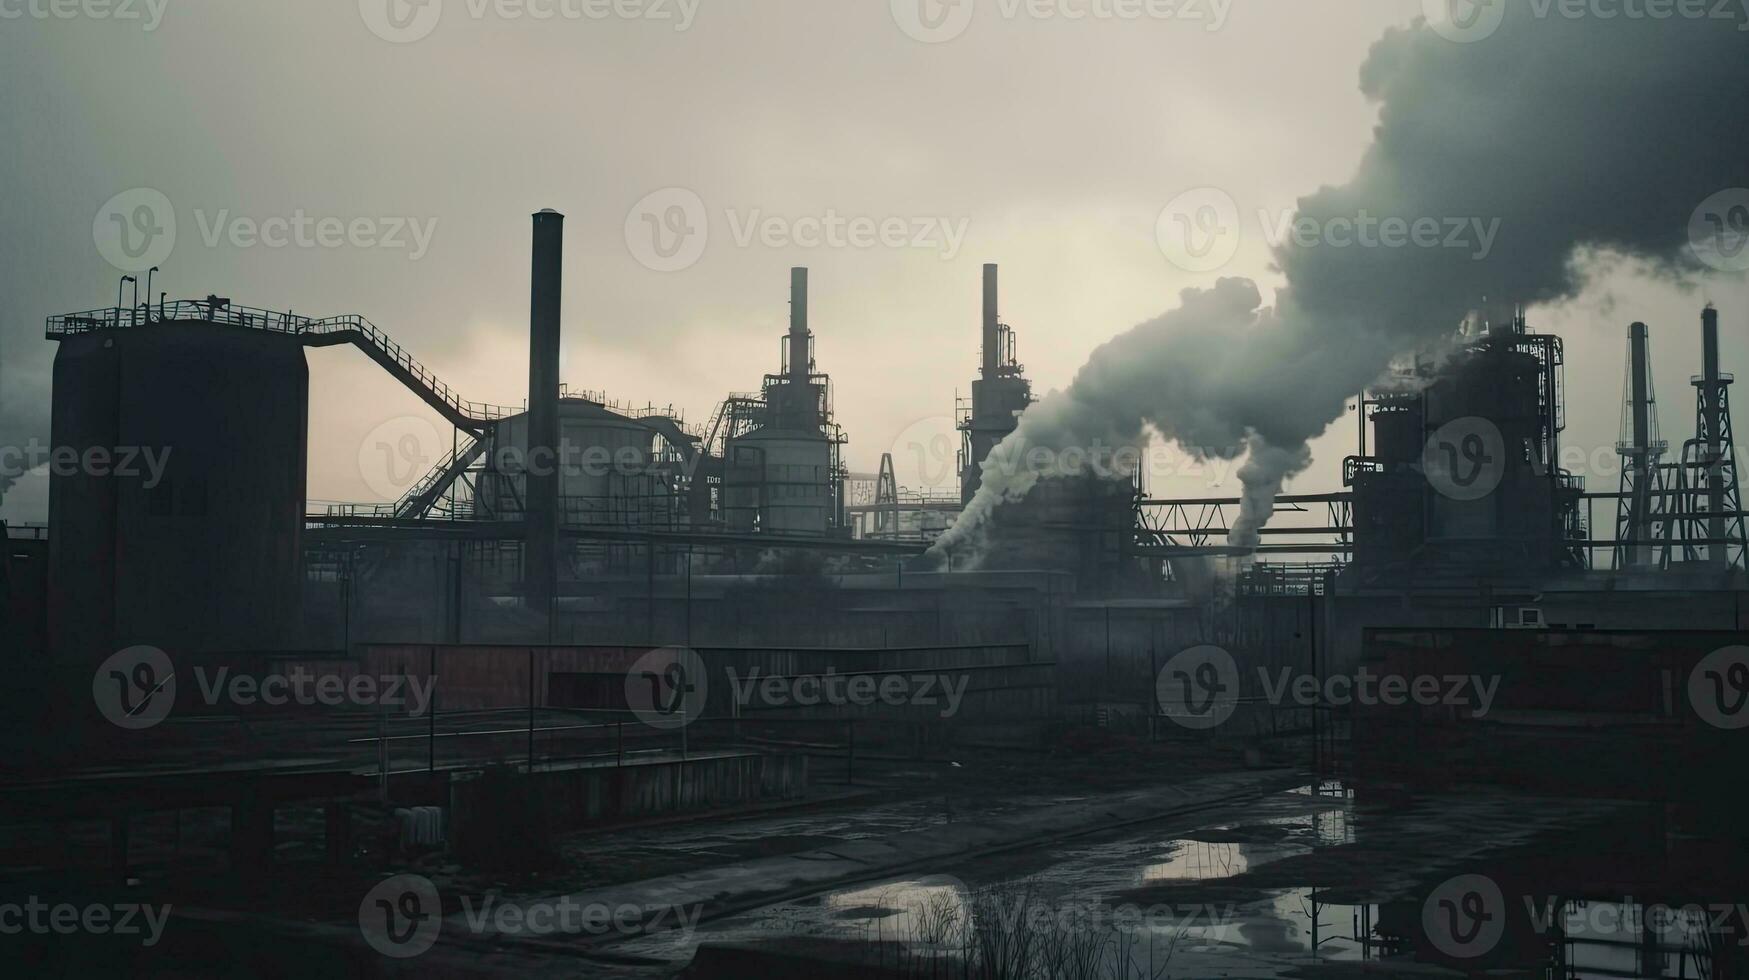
[{"x1": 3, "y1": 0, "x2": 1746, "y2": 525}]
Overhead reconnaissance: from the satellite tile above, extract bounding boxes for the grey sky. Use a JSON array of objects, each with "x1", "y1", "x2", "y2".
[{"x1": 3, "y1": 0, "x2": 1746, "y2": 524}]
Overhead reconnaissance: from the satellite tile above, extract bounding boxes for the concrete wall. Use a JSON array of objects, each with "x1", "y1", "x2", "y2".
[{"x1": 1353, "y1": 627, "x2": 1749, "y2": 804}]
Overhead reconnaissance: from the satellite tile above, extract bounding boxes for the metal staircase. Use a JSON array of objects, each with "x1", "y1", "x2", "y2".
[{"x1": 47, "y1": 301, "x2": 513, "y2": 433}]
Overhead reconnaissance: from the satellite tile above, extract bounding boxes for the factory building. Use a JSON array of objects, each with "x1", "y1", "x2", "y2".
[
  {"x1": 716, "y1": 268, "x2": 848, "y2": 537},
  {"x1": 1346, "y1": 313, "x2": 1585, "y2": 576},
  {"x1": 959, "y1": 264, "x2": 1033, "y2": 505},
  {"x1": 44, "y1": 313, "x2": 309, "y2": 663}
]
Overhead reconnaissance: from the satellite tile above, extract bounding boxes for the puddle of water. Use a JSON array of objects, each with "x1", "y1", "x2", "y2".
[
  {"x1": 1261, "y1": 807, "x2": 1354, "y2": 847},
  {"x1": 1559, "y1": 899, "x2": 1720, "y2": 979},
  {"x1": 1141, "y1": 839, "x2": 1256, "y2": 882}
]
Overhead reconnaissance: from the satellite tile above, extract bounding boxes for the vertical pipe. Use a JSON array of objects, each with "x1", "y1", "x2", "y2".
[
  {"x1": 1630, "y1": 324, "x2": 1651, "y2": 454},
  {"x1": 1628, "y1": 323, "x2": 1652, "y2": 564},
  {"x1": 789, "y1": 267, "x2": 809, "y2": 384},
  {"x1": 526, "y1": 210, "x2": 564, "y2": 610},
  {"x1": 982, "y1": 264, "x2": 1000, "y2": 379},
  {"x1": 1704, "y1": 306, "x2": 1725, "y2": 565}
]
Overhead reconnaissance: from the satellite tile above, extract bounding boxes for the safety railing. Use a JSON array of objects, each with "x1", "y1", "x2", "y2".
[
  {"x1": 47, "y1": 302, "x2": 516, "y2": 427},
  {"x1": 393, "y1": 433, "x2": 481, "y2": 520}
]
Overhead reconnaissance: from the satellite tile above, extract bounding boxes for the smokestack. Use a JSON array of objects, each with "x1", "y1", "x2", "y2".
[
  {"x1": 982, "y1": 264, "x2": 1000, "y2": 379},
  {"x1": 1703, "y1": 305, "x2": 1721, "y2": 384},
  {"x1": 526, "y1": 209, "x2": 564, "y2": 611},
  {"x1": 1629, "y1": 322, "x2": 1651, "y2": 455},
  {"x1": 1623, "y1": 322, "x2": 1654, "y2": 566},
  {"x1": 789, "y1": 267, "x2": 809, "y2": 384}
]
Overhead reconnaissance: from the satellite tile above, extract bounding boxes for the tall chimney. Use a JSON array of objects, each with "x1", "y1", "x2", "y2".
[
  {"x1": 1629, "y1": 322, "x2": 1651, "y2": 456},
  {"x1": 526, "y1": 209, "x2": 564, "y2": 611},
  {"x1": 1703, "y1": 305, "x2": 1725, "y2": 565},
  {"x1": 789, "y1": 267, "x2": 810, "y2": 384},
  {"x1": 982, "y1": 263, "x2": 1000, "y2": 379},
  {"x1": 1625, "y1": 322, "x2": 1652, "y2": 565}
]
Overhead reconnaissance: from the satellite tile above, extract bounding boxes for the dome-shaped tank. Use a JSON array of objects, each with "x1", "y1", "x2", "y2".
[{"x1": 48, "y1": 321, "x2": 308, "y2": 664}]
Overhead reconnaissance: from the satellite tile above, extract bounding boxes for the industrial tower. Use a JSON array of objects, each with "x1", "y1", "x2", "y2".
[
  {"x1": 1666, "y1": 306, "x2": 1748, "y2": 568},
  {"x1": 1614, "y1": 322, "x2": 1669, "y2": 568},
  {"x1": 959, "y1": 264, "x2": 1033, "y2": 505}
]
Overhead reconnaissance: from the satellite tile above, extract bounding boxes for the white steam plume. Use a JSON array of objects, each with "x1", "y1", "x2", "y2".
[{"x1": 936, "y1": 9, "x2": 1749, "y2": 560}]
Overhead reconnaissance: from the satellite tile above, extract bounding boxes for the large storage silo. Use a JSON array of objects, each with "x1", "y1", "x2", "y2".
[
  {"x1": 722, "y1": 428, "x2": 834, "y2": 535},
  {"x1": 478, "y1": 398, "x2": 670, "y2": 528},
  {"x1": 1423, "y1": 340, "x2": 1555, "y2": 552},
  {"x1": 47, "y1": 320, "x2": 308, "y2": 664},
  {"x1": 717, "y1": 268, "x2": 843, "y2": 537}
]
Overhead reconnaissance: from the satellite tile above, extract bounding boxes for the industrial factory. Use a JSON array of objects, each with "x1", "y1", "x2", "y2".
[{"x1": 3, "y1": 209, "x2": 1747, "y2": 977}]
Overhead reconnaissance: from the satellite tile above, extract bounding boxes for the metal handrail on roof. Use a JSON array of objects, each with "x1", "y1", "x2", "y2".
[{"x1": 47, "y1": 302, "x2": 516, "y2": 429}]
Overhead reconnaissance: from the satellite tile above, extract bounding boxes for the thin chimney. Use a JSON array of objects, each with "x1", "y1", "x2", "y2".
[{"x1": 526, "y1": 209, "x2": 564, "y2": 610}]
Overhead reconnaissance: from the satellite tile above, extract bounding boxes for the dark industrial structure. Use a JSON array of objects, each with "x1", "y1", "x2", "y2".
[
  {"x1": 959, "y1": 264, "x2": 1033, "y2": 505},
  {"x1": 15, "y1": 217, "x2": 1748, "y2": 980}
]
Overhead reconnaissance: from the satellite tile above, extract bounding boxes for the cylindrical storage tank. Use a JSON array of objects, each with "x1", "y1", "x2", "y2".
[
  {"x1": 1370, "y1": 403, "x2": 1422, "y2": 466},
  {"x1": 48, "y1": 321, "x2": 308, "y2": 665},
  {"x1": 722, "y1": 429, "x2": 832, "y2": 535},
  {"x1": 980, "y1": 473, "x2": 1133, "y2": 581},
  {"x1": 479, "y1": 400, "x2": 667, "y2": 528},
  {"x1": 1423, "y1": 347, "x2": 1551, "y2": 554}
]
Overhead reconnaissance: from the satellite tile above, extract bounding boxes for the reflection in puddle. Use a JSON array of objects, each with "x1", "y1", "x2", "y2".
[
  {"x1": 1142, "y1": 839, "x2": 1253, "y2": 881},
  {"x1": 1560, "y1": 899, "x2": 1723, "y2": 979},
  {"x1": 826, "y1": 875, "x2": 969, "y2": 953}
]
